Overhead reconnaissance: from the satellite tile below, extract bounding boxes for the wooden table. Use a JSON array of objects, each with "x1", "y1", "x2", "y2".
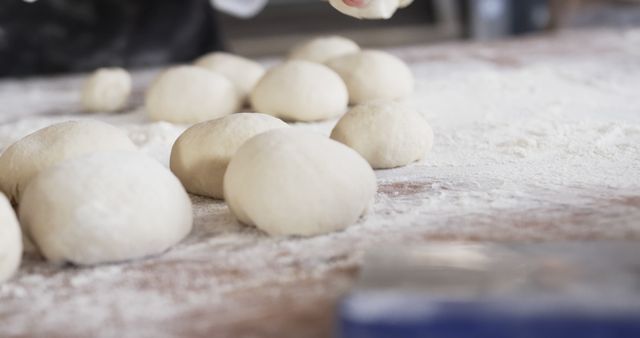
[{"x1": 1, "y1": 28, "x2": 639, "y2": 338}]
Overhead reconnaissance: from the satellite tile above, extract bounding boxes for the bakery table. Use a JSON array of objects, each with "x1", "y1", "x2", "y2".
[{"x1": 1, "y1": 28, "x2": 639, "y2": 338}]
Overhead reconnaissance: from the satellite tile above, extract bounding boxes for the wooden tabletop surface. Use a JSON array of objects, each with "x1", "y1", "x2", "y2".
[{"x1": 1, "y1": 28, "x2": 639, "y2": 338}]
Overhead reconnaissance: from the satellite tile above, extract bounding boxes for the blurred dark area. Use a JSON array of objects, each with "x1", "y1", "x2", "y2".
[
  {"x1": 1, "y1": 0, "x2": 640, "y2": 78},
  {"x1": 0, "y1": 0, "x2": 223, "y2": 77}
]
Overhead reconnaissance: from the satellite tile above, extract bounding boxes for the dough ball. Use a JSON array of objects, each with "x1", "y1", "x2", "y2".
[
  {"x1": 146, "y1": 66, "x2": 239, "y2": 124},
  {"x1": 81, "y1": 68, "x2": 132, "y2": 112},
  {"x1": 329, "y1": 0, "x2": 414, "y2": 19},
  {"x1": 331, "y1": 101, "x2": 434, "y2": 169},
  {"x1": 194, "y1": 52, "x2": 265, "y2": 104},
  {"x1": 0, "y1": 120, "x2": 137, "y2": 204},
  {"x1": 19, "y1": 152, "x2": 193, "y2": 266},
  {"x1": 289, "y1": 36, "x2": 360, "y2": 64},
  {"x1": 0, "y1": 193, "x2": 21, "y2": 283},
  {"x1": 224, "y1": 129, "x2": 377, "y2": 236},
  {"x1": 327, "y1": 50, "x2": 413, "y2": 104},
  {"x1": 171, "y1": 113, "x2": 288, "y2": 199},
  {"x1": 250, "y1": 61, "x2": 348, "y2": 122}
]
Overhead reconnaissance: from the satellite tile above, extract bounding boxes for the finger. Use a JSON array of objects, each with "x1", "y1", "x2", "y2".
[{"x1": 343, "y1": 0, "x2": 366, "y2": 8}]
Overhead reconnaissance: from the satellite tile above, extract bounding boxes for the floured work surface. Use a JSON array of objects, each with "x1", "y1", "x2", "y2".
[{"x1": 1, "y1": 28, "x2": 639, "y2": 338}]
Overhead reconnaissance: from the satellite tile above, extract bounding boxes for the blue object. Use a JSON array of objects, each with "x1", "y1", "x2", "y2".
[
  {"x1": 337, "y1": 242, "x2": 640, "y2": 338},
  {"x1": 339, "y1": 294, "x2": 640, "y2": 338}
]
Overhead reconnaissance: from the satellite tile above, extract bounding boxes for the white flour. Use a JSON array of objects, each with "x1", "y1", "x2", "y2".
[{"x1": 0, "y1": 28, "x2": 639, "y2": 337}]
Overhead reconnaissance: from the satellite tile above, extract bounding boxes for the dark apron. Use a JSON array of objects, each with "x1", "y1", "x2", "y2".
[{"x1": 0, "y1": 0, "x2": 224, "y2": 77}]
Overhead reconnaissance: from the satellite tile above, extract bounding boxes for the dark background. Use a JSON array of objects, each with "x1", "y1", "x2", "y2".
[{"x1": 0, "y1": 0, "x2": 639, "y2": 78}]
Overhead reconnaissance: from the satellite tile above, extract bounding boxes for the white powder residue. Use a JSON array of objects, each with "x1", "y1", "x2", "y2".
[{"x1": 0, "y1": 28, "x2": 639, "y2": 337}]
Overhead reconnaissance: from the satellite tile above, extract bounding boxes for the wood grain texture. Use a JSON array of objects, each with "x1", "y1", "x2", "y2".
[{"x1": 1, "y1": 28, "x2": 639, "y2": 337}]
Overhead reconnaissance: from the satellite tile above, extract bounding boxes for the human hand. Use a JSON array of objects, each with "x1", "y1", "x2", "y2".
[{"x1": 329, "y1": 0, "x2": 414, "y2": 19}]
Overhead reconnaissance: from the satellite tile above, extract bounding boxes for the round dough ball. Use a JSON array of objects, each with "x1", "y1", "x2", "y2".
[
  {"x1": 327, "y1": 50, "x2": 413, "y2": 104},
  {"x1": 331, "y1": 101, "x2": 434, "y2": 169},
  {"x1": 0, "y1": 120, "x2": 137, "y2": 204},
  {"x1": 194, "y1": 52, "x2": 265, "y2": 104},
  {"x1": 81, "y1": 67, "x2": 132, "y2": 112},
  {"x1": 224, "y1": 129, "x2": 377, "y2": 236},
  {"x1": 329, "y1": 0, "x2": 414, "y2": 19},
  {"x1": 171, "y1": 113, "x2": 288, "y2": 199},
  {"x1": 19, "y1": 152, "x2": 193, "y2": 266},
  {"x1": 0, "y1": 193, "x2": 21, "y2": 283},
  {"x1": 250, "y1": 61, "x2": 348, "y2": 122},
  {"x1": 146, "y1": 66, "x2": 239, "y2": 124},
  {"x1": 289, "y1": 36, "x2": 360, "y2": 64}
]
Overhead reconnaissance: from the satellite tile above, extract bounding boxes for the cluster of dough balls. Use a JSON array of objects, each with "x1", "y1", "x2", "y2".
[
  {"x1": 0, "y1": 31, "x2": 428, "y2": 279},
  {"x1": 0, "y1": 120, "x2": 194, "y2": 279},
  {"x1": 93, "y1": 36, "x2": 412, "y2": 125},
  {"x1": 169, "y1": 115, "x2": 377, "y2": 236},
  {"x1": 0, "y1": 0, "x2": 427, "y2": 283},
  {"x1": 249, "y1": 36, "x2": 413, "y2": 122}
]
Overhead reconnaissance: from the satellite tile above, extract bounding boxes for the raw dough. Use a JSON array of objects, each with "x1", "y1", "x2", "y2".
[
  {"x1": 194, "y1": 52, "x2": 265, "y2": 105},
  {"x1": 329, "y1": 0, "x2": 414, "y2": 19},
  {"x1": 0, "y1": 193, "x2": 21, "y2": 283},
  {"x1": 331, "y1": 101, "x2": 434, "y2": 169},
  {"x1": 19, "y1": 152, "x2": 193, "y2": 266},
  {"x1": 224, "y1": 129, "x2": 377, "y2": 236},
  {"x1": 327, "y1": 50, "x2": 413, "y2": 104},
  {"x1": 289, "y1": 36, "x2": 360, "y2": 64},
  {"x1": 0, "y1": 120, "x2": 137, "y2": 204},
  {"x1": 81, "y1": 68, "x2": 132, "y2": 112},
  {"x1": 146, "y1": 66, "x2": 239, "y2": 124},
  {"x1": 171, "y1": 113, "x2": 288, "y2": 199},
  {"x1": 250, "y1": 60, "x2": 348, "y2": 122}
]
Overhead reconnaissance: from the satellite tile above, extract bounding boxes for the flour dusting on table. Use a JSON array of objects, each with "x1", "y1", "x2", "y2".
[{"x1": 0, "y1": 29, "x2": 639, "y2": 338}]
